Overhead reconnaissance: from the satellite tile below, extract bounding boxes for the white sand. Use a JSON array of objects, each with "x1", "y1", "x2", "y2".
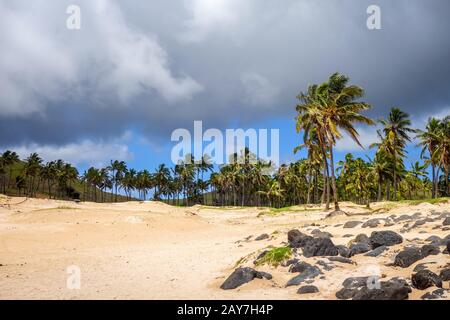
[{"x1": 0, "y1": 195, "x2": 448, "y2": 300}]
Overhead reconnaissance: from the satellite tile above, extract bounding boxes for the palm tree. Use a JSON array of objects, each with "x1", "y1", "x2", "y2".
[
  {"x1": 1, "y1": 150, "x2": 20, "y2": 192},
  {"x1": 433, "y1": 116, "x2": 450, "y2": 195},
  {"x1": 109, "y1": 160, "x2": 126, "y2": 202},
  {"x1": 23, "y1": 153, "x2": 43, "y2": 196},
  {"x1": 417, "y1": 118, "x2": 441, "y2": 198},
  {"x1": 296, "y1": 73, "x2": 373, "y2": 212},
  {"x1": 321, "y1": 73, "x2": 374, "y2": 211},
  {"x1": 154, "y1": 164, "x2": 171, "y2": 200},
  {"x1": 379, "y1": 108, "x2": 415, "y2": 200}
]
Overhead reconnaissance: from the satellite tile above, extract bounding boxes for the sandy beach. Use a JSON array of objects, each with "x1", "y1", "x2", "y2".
[{"x1": 0, "y1": 194, "x2": 448, "y2": 300}]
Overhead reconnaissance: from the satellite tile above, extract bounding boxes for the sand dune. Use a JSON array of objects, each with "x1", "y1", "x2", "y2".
[{"x1": 0, "y1": 195, "x2": 448, "y2": 300}]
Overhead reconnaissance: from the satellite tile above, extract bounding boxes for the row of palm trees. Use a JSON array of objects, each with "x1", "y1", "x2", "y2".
[
  {"x1": 1, "y1": 73, "x2": 449, "y2": 208},
  {"x1": 0, "y1": 151, "x2": 79, "y2": 198},
  {"x1": 294, "y1": 73, "x2": 450, "y2": 210}
]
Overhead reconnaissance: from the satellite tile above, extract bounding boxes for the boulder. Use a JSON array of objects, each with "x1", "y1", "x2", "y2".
[
  {"x1": 421, "y1": 244, "x2": 440, "y2": 257},
  {"x1": 426, "y1": 235, "x2": 442, "y2": 245},
  {"x1": 411, "y1": 270, "x2": 442, "y2": 290},
  {"x1": 413, "y1": 262, "x2": 436, "y2": 272},
  {"x1": 443, "y1": 217, "x2": 450, "y2": 226},
  {"x1": 354, "y1": 234, "x2": 370, "y2": 244},
  {"x1": 394, "y1": 248, "x2": 423, "y2": 268},
  {"x1": 439, "y1": 268, "x2": 450, "y2": 281},
  {"x1": 336, "y1": 245, "x2": 351, "y2": 258},
  {"x1": 297, "y1": 285, "x2": 319, "y2": 294},
  {"x1": 302, "y1": 237, "x2": 339, "y2": 257},
  {"x1": 364, "y1": 245, "x2": 388, "y2": 257},
  {"x1": 369, "y1": 231, "x2": 403, "y2": 249},
  {"x1": 285, "y1": 265, "x2": 322, "y2": 287},
  {"x1": 349, "y1": 242, "x2": 371, "y2": 256},
  {"x1": 220, "y1": 267, "x2": 272, "y2": 290},
  {"x1": 352, "y1": 278, "x2": 411, "y2": 300},
  {"x1": 421, "y1": 289, "x2": 446, "y2": 300},
  {"x1": 254, "y1": 233, "x2": 269, "y2": 241},
  {"x1": 311, "y1": 229, "x2": 333, "y2": 238},
  {"x1": 343, "y1": 221, "x2": 362, "y2": 229},
  {"x1": 335, "y1": 277, "x2": 411, "y2": 300},
  {"x1": 289, "y1": 261, "x2": 315, "y2": 273},
  {"x1": 327, "y1": 256, "x2": 354, "y2": 264},
  {"x1": 287, "y1": 229, "x2": 312, "y2": 248},
  {"x1": 362, "y1": 219, "x2": 380, "y2": 228}
]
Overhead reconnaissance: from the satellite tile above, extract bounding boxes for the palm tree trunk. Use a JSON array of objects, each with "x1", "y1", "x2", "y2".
[
  {"x1": 393, "y1": 153, "x2": 397, "y2": 201},
  {"x1": 328, "y1": 143, "x2": 340, "y2": 211},
  {"x1": 386, "y1": 181, "x2": 391, "y2": 201},
  {"x1": 377, "y1": 178, "x2": 382, "y2": 202},
  {"x1": 431, "y1": 164, "x2": 436, "y2": 198}
]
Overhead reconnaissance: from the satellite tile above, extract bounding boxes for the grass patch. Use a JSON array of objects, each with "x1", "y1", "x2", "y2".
[
  {"x1": 257, "y1": 206, "x2": 322, "y2": 217},
  {"x1": 254, "y1": 246, "x2": 292, "y2": 267}
]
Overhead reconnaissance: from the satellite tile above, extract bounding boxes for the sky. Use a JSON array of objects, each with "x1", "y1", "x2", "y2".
[{"x1": 1, "y1": 0, "x2": 450, "y2": 174}]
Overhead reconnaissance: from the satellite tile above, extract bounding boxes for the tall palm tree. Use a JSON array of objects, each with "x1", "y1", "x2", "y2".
[
  {"x1": 23, "y1": 153, "x2": 43, "y2": 196},
  {"x1": 433, "y1": 116, "x2": 450, "y2": 195},
  {"x1": 296, "y1": 73, "x2": 373, "y2": 211},
  {"x1": 154, "y1": 164, "x2": 171, "y2": 200},
  {"x1": 416, "y1": 118, "x2": 441, "y2": 198},
  {"x1": 1, "y1": 150, "x2": 20, "y2": 192},
  {"x1": 379, "y1": 108, "x2": 415, "y2": 200}
]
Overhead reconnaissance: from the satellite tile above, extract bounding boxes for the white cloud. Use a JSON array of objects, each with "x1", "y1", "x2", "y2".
[
  {"x1": 178, "y1": 0, "x2": 243, "y2": 43},
  {"x1": 240, "y1": 72, "x2": 280, "y2": 107},
  {"x1": 9, "y1": 137, "x2": 133, "y2": 168},
  {"x1": 0, "y1": 0, "x2": 203, "y2": 117},
  {"x1": 335, "y1": 125, "x2": 380, "y2": 152}
]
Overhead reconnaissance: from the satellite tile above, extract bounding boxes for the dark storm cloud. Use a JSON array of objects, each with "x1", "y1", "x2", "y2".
[{"x1": 1, "y1": 0, "x2": 450, "y2": 149}]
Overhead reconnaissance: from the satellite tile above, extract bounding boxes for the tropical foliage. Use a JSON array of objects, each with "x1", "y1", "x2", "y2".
[{"x1": 1, "y1": 73, "x2": 450, "y2": 208}]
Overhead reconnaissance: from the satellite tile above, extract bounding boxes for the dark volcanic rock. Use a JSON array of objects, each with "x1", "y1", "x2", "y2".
[
  {"x1": 343, "y1": 221, "x2": 362, "y2": 228},
  {"x1": 412, "y1": 270, "x2": 442, "y2": 290},
  {"x1": 426, "y1": 235, "x2": 442, "y2": 245},
  {"x1": 421, "y1": 244, "x2": 440, "y2": 257},
  {"x1": 443, "y1": 217, "x2": 450, "y2": 226},
  {"x1": 362, "y1": 219, "x2": 380, "y2": 228},
  {"x1": 282, "y1": 258, "x2": 299, "y2": 267},
  {"x1": 316, "y1": 260, "x2": 334, "y2": 271},
  {"x1": 297, "y1": 285, "x2": 319, "y2": 294},
  {"x1": 287, "y1": 229, "x2": 312, "y2": 248},
  {"x1": 220, "y1": 267, "x2": 272, "y2": 290},
  {"x1": 336, "y1": 277, "x2": 411, "y2": 300},
  {"x1": 349, "y1": 242, "x2": 371, "y2": 256},
  {"x1": 327, "y1": 256, "x2": 354, "y2": 264},
  {"x1": 352, "y1": 278, "x2": 411, "y2": 300},
  {"x1": 343, "y1": 234, "x2": 354, "y2": 238},
  {"x1": 394, "y1": 248, "x2": 423, "y2": 268},
  {"x1": 364, "y1": 245, "x2": 388, "y2": 257},
  {"x1": 439, "y1": 268, "x2": 450, "y2": 281},
  {"x1": 354, "y1": 234, "x2": 370, "y2": 244},
  {"x1": 255, "y1": 233, "x2": 269, "y2": 241},
  {"x1": 302, "y1": 237, "x2": 338, "y2": 257},
  {"x1": 285, "y1": 265, "x2": 322, "y2": 287},
  {"x1": 395, "y1": 215, "x2": 412, "y2": 222},
  {"x1": 336, "y1": 245, "x2": 351, "y2": 258},
  {"x1": 289, "y1": 261, "x2": 315, "y2": 273},
  {"x1": 421, "y1": 289, "x2": 446, "y2": 300},
  {"x1": 369, "y1": 231, "x2": 403, "y2": 249},
  {"x1": 342, "y1": 276, "x2": 370, "y2": 289},
  {"x1": 311, "y1": 229, "x2": 333, "y2": 238},
  {"x1": 413, "y1": 262, "x2": 436, "y2": 272}
]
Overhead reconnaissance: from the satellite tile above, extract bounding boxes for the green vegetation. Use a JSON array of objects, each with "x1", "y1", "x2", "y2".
[{"x1": 254, "y1": 246, "x2": 292, "y2": 267}]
